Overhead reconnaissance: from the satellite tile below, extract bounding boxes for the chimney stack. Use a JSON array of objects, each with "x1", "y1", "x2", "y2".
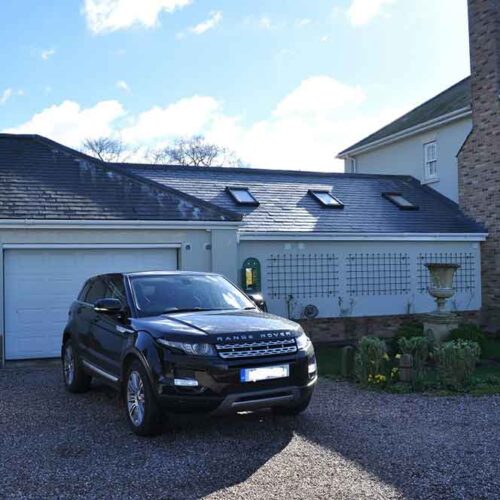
[{"x1": 458, "y1": 0, "x2": 500, "y2": 327}]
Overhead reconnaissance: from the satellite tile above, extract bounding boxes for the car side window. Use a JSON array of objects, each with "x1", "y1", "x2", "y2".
[
  {"x1": 104, "y1": 276, "x2": 127, "y2": 305},
  {"x1": 85, "y1": 278, "x2": 107, "y2": 305},
  {"x1": 78, "y1": 281, "x2": 91, "y2": 302}
]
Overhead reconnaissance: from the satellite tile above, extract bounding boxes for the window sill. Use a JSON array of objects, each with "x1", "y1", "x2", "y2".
[{"x1": 422, "y1": 177, "x2": 440, "y2": 185}]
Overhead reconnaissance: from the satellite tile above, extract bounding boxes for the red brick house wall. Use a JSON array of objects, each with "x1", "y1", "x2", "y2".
[{"x1": 458, "y1": 0, "x2": 500, "y2": 328}]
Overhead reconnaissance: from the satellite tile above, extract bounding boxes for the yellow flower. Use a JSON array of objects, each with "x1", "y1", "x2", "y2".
[
  {"x1": 395, "y1": 354, "x2": 401, "y2": 359},
  {"x1": 383, "y1": 353, "x2": 389, "y2": 360}
]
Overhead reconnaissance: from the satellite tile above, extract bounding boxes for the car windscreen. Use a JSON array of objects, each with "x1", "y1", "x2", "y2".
[{"x1": 129, "y1": 274, "x2": 255, "y2": 317}]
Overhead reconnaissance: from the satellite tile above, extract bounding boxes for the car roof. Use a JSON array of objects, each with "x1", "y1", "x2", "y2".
[
  {"x1": 89, "y1": 271, "x2": 220, "y2": 280},
  {"x1": 125, "y1": 271, "x2": 221, "y2": 278}
]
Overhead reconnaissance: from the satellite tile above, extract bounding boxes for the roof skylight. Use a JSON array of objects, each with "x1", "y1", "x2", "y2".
[
  {"x1": 382, "y1": 192, "x2": 418, "y2": 210},
  {"x1": 226, "y1": 187, "x2": 259, "y2": 206},
  {"x1": 309, "y1": 190, "x2": 344, "y2": 208}
]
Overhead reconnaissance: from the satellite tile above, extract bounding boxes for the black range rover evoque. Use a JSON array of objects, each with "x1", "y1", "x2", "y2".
[{"x1": 62, "y1": 271, "x2": 317, "y2": 435}]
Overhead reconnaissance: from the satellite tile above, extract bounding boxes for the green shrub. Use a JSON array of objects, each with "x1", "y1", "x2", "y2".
[
  {"x1": 397, "y1": 321, "x2": 424, "y2": 339},
  {"x1": 435, "y1": 340, "x2": 481, "y2": 390},
  {"x1": 398, "y1": 336, "x2": 430, "y2": 386},
  {"x1": 390, "y1": 321, "x2": 424, "y2": 354},
  {"x1": 354, "y1": 336, "x2": 388, "y2": 385},
  {"x1": 447, "y1": 324, "x2": 485, "y2": 350}
]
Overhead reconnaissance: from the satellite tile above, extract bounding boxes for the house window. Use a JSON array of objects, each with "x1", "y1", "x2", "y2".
[
  {"x1": 309, "y1": 190, "x2": 344, "y2": 208},
  {"x1": 350, "y1": 158, "x2": 358, "y2": 173},
  {"x1": 423, "y1": 141, "x2": 438, "y2": 180},
  {"x1": 382, "y1": 192, "x2": 418, "y2": 210},
  {"x1": 226, "y1": 187, "x2": 259, "y2": 206}
]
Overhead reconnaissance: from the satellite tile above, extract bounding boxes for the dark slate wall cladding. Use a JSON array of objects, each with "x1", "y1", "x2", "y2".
[
  {"x1": 124, "y1": 163, "x2": 484, "y2": 234},
  {"x1": 0, "y1": 135, "x2": 238, "y2": 221}
]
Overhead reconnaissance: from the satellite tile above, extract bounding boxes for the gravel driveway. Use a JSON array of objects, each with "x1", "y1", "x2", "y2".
[{"x1": 1, "y1": 363, "x2": 500, "y2": 500}]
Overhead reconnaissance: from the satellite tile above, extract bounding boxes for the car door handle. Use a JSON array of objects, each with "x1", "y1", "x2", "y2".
[{"x1": 116, "y1": 325, "x2": 134, "y2": 334}]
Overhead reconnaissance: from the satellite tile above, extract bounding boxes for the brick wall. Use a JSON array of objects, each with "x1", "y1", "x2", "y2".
[
  {"x1": 299, "y1": 312, "x2": 480, "y2": 344},
  {"x1": 458, "y1": 0, "x2": 500, "y2": 329}
]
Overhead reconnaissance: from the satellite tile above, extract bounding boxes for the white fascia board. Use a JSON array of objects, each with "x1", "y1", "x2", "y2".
[
  {"x1": 239, "y1": 232, "x2": 487, "y2": 242},
  {"x1": 2, "y1": 243, "x2": 181, "y2": 250},
  {"x1": 337, "y1": 107, "x2": 471, "y2": 159},
  {"x1": 0, "y1": 219, "x2": 241, "y2": 230}
]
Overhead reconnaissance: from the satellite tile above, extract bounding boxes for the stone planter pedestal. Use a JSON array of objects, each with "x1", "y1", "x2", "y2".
[{"x1": 422, "y1": 313, "x2": 459, "y2": 343}]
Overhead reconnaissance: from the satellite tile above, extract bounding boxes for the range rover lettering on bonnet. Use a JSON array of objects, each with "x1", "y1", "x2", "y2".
[{"x1": 216, "y1": 331, "x2": 293, "y2": 343}]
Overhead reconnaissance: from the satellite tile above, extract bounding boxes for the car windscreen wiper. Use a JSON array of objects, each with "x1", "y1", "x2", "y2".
[{"x1": 160, "y1": 307, "x2": 230, "y2": 315}]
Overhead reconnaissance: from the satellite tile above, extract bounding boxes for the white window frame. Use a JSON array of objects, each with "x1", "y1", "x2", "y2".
[
  {"x1": 350, "y1": 157, "x2": 358, "y2": 174},
  {"x1": 423, "y1": 141, "x2": 438, "y2": 180}
]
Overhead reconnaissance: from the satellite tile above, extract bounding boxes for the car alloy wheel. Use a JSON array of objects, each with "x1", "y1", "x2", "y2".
[
  {"x1": 127, "y1": 370, "x2": 146, "y2": 427},
  {"x1": 63, "y1": 344, "x2": 75, "y2": 386}
]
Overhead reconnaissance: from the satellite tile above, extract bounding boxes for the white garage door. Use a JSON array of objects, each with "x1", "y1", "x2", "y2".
[{"x1": 4, "y1": 246, "x2": 178, "y2": 360}]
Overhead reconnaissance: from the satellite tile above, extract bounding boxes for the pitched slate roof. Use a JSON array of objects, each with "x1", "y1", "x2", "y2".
[
  {"x1": 0, "y1": 134, "x2": 240, "y2": 222},
  {"x1": 339, "y1": 77, "x2": 471, "y2": 156},
  {"x1": 121, "y1": 163, "x2": 484, "y2": 234}
]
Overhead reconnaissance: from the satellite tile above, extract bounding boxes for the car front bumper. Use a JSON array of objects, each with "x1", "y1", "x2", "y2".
[{"x1": 155, "y1": 349, "x2": 317, "y2": 414}]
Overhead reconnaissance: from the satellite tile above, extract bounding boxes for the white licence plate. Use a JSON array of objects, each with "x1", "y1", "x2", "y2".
[{"x1": 240, "y1": 364, "x2": 289, "y2": 383}]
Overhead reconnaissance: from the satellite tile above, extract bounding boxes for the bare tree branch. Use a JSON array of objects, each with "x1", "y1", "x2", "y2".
[
  {"x1": 81, "y1": 137, "x2": 130, "y2": 162},
  {"x1": 147, "y1": 135, "x2": 243, "y2": 168},
  {"x1": 83, "y1": 134, "x2": 245, "y2": 168}
]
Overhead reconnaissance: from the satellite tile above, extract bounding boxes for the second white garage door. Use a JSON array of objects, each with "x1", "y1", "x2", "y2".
[{"x1": 4, "y1": 246, "x2": 178, "y2": 360}]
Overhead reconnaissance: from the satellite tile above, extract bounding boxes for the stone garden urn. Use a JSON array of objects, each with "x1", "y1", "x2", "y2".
[
  {"x1": 423, "y1": 263, "x2": 460, "y2": 342},
  {"x1": 425, "y1": 263, "x2": 460, "y2": 315}
]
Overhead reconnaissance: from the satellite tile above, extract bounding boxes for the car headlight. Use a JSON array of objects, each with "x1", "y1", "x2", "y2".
[
  {"x1": 295, "y1": 329, "x2": 312, "y2": 351},
  {"x1": 157, "y1": 339, "x2": 217, "y2": 357}
]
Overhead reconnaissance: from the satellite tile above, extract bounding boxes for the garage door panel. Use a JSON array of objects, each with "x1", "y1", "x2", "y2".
[{"x1": 4, "y1": 247, "x2": 178, "y2": 360}]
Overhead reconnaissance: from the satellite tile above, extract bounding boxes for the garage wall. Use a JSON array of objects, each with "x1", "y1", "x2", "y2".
[
  {"x1": 239, "y1": 239, "x2": 482, "y2": 320},
  {"x1": 0, "y1": 226, "x2": 239, "y2": 363}
]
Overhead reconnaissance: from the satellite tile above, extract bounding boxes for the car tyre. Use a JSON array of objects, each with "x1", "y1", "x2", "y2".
[
  {"x1": 273, "y1": 394, "x2": 312, "y2": 416},
  {"x1": 125, "y1": 360, "x2": 161, "y2": 436},
  {"x1": 62, "y1": 339, "x2": 92, "y2": 393}
]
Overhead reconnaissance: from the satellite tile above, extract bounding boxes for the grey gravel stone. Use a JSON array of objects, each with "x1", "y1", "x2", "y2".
[{"x1": 1, "y1": 364, "x2": 499, "y2": 499}]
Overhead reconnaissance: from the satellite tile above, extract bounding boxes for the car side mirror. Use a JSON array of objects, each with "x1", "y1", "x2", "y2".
[
  {"x1": 94, "y1": 298, "x2": 123, "y2": 315},
  {"x1": 248, "y1": 293, "x2": 268, "y2": 312}
]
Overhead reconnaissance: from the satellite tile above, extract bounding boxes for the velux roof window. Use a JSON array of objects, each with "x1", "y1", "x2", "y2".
[
  {"x1": 309, "y1": 190, "x2": 344, "y2": 208},
  {"x1": 226, "y1": 187, "x2": 259, "y2": 206},
  {"x1": 382, "y1": 192, "x2": 418, "y2": 210}
]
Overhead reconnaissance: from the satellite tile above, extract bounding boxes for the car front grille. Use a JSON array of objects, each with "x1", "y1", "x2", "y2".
[{"x1": 215, "y1": 338, "x2": 297, "y2": 360}]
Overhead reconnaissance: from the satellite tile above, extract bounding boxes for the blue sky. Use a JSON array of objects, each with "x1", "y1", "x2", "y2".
[{"x1": 0, "y1": 0, "x2": 470, "y2": 170}]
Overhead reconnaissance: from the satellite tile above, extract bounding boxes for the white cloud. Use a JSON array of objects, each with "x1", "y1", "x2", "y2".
[
  {"x1": 121, "y1": 95, "x2": 220, "y2": 143},
  {"x1": 0, "y1": 88, "x2": 13, "y2": 105},
  {"x1": 347, "y1": 0, "x2": 395, "y2": 26},
  {"x1": 3, "y1": 77, "x2": 408, "y2": 171},
  {"x1": 188, "y1": 11, "x2": 222, "y2": 35},
  {"x1": 41, "y1": 48, "x2": 56, "y2": 60},
  {"x1": 82, "y1": 0, "x2": 191, "y2": 34},
  {"x1": 273, "y1": 76, "x2": 365, "y2": 117},
  {"x1": 204, "y1": 77, "x2": 404, "y2": 171},
  {"x1": 296, "y1": 18, "x2": 311, "y2": 27},
  {"x1": 116, "y1": 80, "x2": 131, "y2": 93},
  {"x1": 258, "y1": 16, "x2": 273, "y2": 30},
  {"x1": 4, "y1": 100, "x2": 125, "y2": 146}
]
